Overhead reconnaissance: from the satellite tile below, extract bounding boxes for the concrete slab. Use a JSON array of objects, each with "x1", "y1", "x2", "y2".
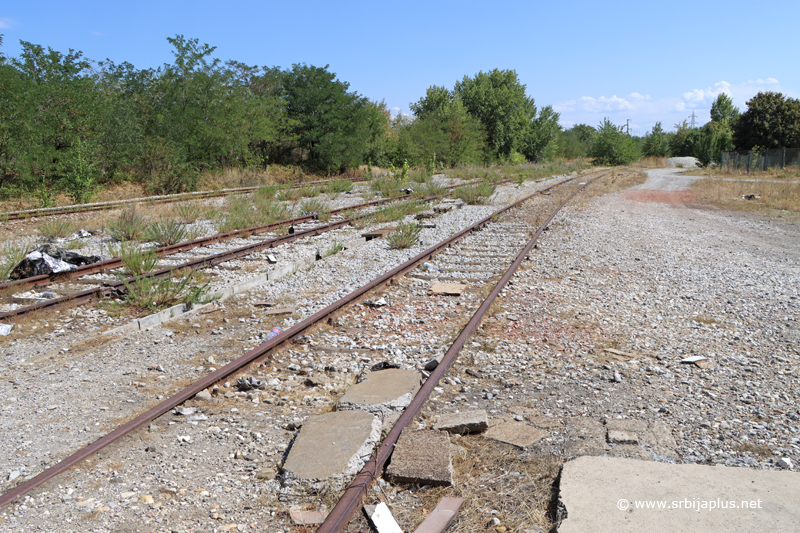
[
  {"x1": 385, "y1": 429, "x2": 453, "y2": 486},
  {"x1": 337, "y1": 369, "x2": 421, "y2": 417},
  {"x1": 485, "y1": 421, "x2": 546, "y2": 448},
  {"x1": 412, "y1": 497, "x2": 464, "y2": 533},
  {"x1": 558, "y1": 456, "x2": 800, "y2": 533},
  {"x1": 430, "y1": 282, "x2": 467, "y2": 295},
  {"x1": 281, "y1": 410, "x2": 380, "y2": 486},
  {"x1": 434, "y1": 410, "x2": 488, "y2": 434}
]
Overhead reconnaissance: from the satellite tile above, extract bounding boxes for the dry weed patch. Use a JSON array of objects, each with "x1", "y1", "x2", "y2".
[{"x1": 691, "y1": 177, "x2": 800, "y2": 218}]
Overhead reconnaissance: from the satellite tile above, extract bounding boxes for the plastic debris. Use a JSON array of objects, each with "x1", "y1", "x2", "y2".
[
  {"x1": 0, "y1": 324, "x2": 13, "y2": 336},
  {"x1": 9, "y1": 244, "x2": 100, "y2": 280},
  {"x1": 237, "y1": 376, "x2": 266, "y2": 391}
]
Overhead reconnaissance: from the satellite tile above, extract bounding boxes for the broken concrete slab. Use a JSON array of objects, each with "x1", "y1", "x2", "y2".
[
  {"x1": 281, "y1": 410, "x2": 380, "y2": 487},
  {"x1": 430, "y1": 282, "x2": 467, "y2": 295},
  {"x1": 608, "y1": 430, "x2": 639, "y2": 445},
  {"x1": 362, "y1": 226, "x2": 397, "y2": 241},
  {"x1": 385, "y1": 429, "x2": 453, "y2": 486},
  {"x1": 412, "y1": 497, "x2": 464, "y2": 533},
  {"x1": 289, "y1": 509, "x2": 326, "y2": 525},
  {"x1": 434, "y1": 410, "x2": 488, "y2": 434},
  {"x1": 337, "y1": 369, "x2": 421, "y2": 417},
  {"x1": 485, "y1": 421, "x2": 546, "y2": 448},
  {"x1": 264, "y1": 307, "x2": 295, "y2": 315},
  {"x1": 559, "y1": 456, "x2": 800, "y2": 533}
]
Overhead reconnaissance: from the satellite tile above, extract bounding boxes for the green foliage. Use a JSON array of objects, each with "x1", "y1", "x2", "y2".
[
  {"x1": 145, "y1": 218, "x2": 192, "y2": 246},
  {"x1": 453, "y1": 182, "x2": 496, "y2": 204},
  {"x1": 369, "y1": 200, "x2": 426, "y2": 223},
  {"x1": 119, "y1": 269, "x2": 217, "y2": 314},
  {"x1": 60, "y1": 136, "x2": 99, "y2": 204},
  {"x1": 589, "y1": 119, "x2": 640, "y2": 166},
  {"x1": 106, "y1": 205, "x2": 147, "y2": 241},
  {"x1": 454, "y1": 69, "x2": 534, "y2": 159},
  {"x1": 326, "y1": 179, "x2": 353, "y2": 194},
  {"x1": 710, "y1": 93, "x2": 740, "y2": 125},
  {"x1": 39, "y1": 218, "x2": 76, "y2": 241},
  {"x1": 693, "y1": 121, "x2": 734, "y2": 167},
  {"x1": 299, "y1": 198, "x2": 330, "y2": 221},
  {"x1": 642, "y1": 122, "x2": 669, "y2": 157},
  {"x1": 668, "y1": 120, "x2": 695, "y2": 156},
  {"x1": 0, "y1": 243, "x2": 30, "y2": 281},
  {"x1": 520, "y1": 105, "x2": 561, "y2": 162},
  {"x1": 172, "y1": 201, "x2": 203, "y2": 223},
  {"x1": 386, "y1": 222, "x2": 422, "y2": 249},
  {"x1": 733, "y1": 91, "x2": 800, "y2": 150},
  {"x1": 409, "y1": 85, "x2": 454, "y2": 117},
  {"x1": 554, "y1": 124, "x2": 595, "y2": 159},
  {"x1": 109, "y1": 241, "x2": 159, "y2": 276},
  {"x1": 324, "y1": 241, "x2": 345, "y2": 257}
]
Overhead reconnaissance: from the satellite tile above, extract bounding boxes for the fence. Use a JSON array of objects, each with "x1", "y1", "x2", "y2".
[{"x1": 721, "y1": 148, "x2": 800, "y2": 172}]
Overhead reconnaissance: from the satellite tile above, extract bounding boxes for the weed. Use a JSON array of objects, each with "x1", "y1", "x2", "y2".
[
  {"x1": 106, "y1": 205, "x2": 147, "y2": 241},
  {"x1": 408, "y1": 169, "x2": 432, "y2": 184},
  {"x1": 370, "y1": 177, "x2": 408, "y2": 198},
  {"x1": 325, "y1": 241, "x2": 345, "y2": 257},
  {"x1": 386, "y1": 222, "x2": 422, "y2": 249},
  {"x1": 299, "y1": 184, "x2": 321, "y2": 198},
  {"x1": 118, "y1": 270, "x2": 218, "y2": 314},
  {"x1": 172, "y1": 201, "x2": 203, "y2": 223},
  {"x1": 0, "y1": 243, "x2": 30, "y2": 281},
  {"x1": 39, "y1": 218, "x2": 76, "y2": 241},
  {"x1": 145, "y1": 218, "x2": 189, "y2": 246},
  {"x1": 299, "y1": 198, "x2": 331, "y2": 221},
  {"x1": 370, "y1": 200, "x2": 427, "y2": 224},
  {"x1": 454, "y1": 182, "x2": 496, "y2": 204},
  {"x1": 109, "y1": 242, "x2": 159, "y2": 277},
  {"x1": 412, "y1": 182, "x2": 447, "y2": 199},
  {"x1": 327, "y1": 179, "x2": 353, "y2": 194},
  {"x1": 276, "y1": 187, "x2": 302, "y2": 203}
]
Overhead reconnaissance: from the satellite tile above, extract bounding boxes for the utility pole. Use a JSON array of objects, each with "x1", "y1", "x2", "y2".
[
  {"x1": 626, "y1": 119, "x2": 630, "y2": 135},
  {"x1": 689, "y1": 111, "x2": 698, "y2": 129}
]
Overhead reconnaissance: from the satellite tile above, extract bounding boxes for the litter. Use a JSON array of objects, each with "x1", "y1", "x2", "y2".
[
  {"x1": 237, "y1": 376, "x2": 266, "y2": 391},
  {"x1": 364, "y1": 502, "x2": 402, "y2": 533},
  {"x1": 9, "y1": 244, "x2": 101, "y2": 280},
  {"x1": 0, "y1": 324, "x2": 13, "y2": 336}
]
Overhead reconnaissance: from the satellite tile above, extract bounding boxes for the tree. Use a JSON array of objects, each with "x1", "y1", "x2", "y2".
[
  {"x1": 710, "y1": 93, "x2": 739, "y2": 125},
  {"x1": 642, "y1": 122, "x2": 669, "y2": 157},
  {"x1": 453, "y1": 69, "x2": 535, "y2": 159},
  {"x1": 409, "y1": 85, "x2": 453, "y2": 118},
  {"x1": 589, "y1": 118, "x2": 639, "y2": 166},
  {"x1": 669, "y1": 120, "x2": 695, "y2": 156},
  {"x1": 280, "y1": 63, "x2": 372, "y2": 172},
  {"x1": 733, "y1": 91, "x2": 800, "y2": 150},
  {"x1": 520, "y1": 105, "x2": 561, "y2": 162}
]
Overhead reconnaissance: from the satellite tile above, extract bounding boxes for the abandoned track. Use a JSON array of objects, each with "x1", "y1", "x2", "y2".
[
  {"x1": 0, "y1": 172, "x2": 603, "y2": 519},
  {"x1": 0, "y1": 177, "x2": 370, "y2": 222}
]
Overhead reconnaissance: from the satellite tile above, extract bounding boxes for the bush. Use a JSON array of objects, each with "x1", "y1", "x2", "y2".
[
  {"x1": 589, "y1": 119, "x2": 640, "y2": 166},
  {"x1": 106, "y1": 205, "x2": 148, "y2": 241},
  {"x1": 453, "y1": 182, "x2": 496, "y2": 204},
  {"x1": 109, "y1": 242, "x2": 159, "y2": 276},
  {"x1": 386, "y1": 222, "x2": 422, "y2": 249},
  {"x1": 145, "y1": 218, "x2": 191, "y2": 246}
]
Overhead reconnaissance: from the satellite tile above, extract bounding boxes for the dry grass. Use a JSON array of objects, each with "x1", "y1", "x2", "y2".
[
  {"x1": 631, "y1": 156, "x2": 669, "y2": 169},
  {"x1": 691, "y1": 175, "x2": 800, "y2": 218}
]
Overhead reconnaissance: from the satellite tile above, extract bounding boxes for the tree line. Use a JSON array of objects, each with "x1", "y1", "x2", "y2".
[
  {"x1": 557, "y1": 91, "x2": 800, "y2": 167},
  {"x1": 0, "y1": 35, "x2": 562, "y2": 205}
]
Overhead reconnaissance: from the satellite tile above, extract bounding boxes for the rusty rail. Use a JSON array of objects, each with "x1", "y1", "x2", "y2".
[
  {"x1": 316, "y1": 176, "x2": 603, "y2": 533},
  {"x1": 0, "y1": 173, "x2": 591, "y2": 509}
]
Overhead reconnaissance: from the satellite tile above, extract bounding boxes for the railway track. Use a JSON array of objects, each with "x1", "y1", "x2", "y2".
[
  {"x1": 0, "y1": 171, "x2": 606, "y2": 531},
  {"x1": 0, "y1": 176, "x2": 370, "y2": 222},
  {"x1": 0, "y1": 179, "x2": 486, "y2": 322}
]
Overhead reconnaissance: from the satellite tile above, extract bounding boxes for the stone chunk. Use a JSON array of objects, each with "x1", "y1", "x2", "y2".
[
  {"x1": 290, "y1": 509, "x2": 325, "y2": 525},
  {"x1": 434, "y1": 410, "x2": 488, "y2": 434},
  {"x1": 607, "y1": 430, "x2": 638, "y2": 445},
  {"x1": 485, "y1": 421, "x2": 546, "y2": 448},
  {"x1": 412, "y1": 497, "x2": 464, "y2": 533},
  {"x1": 282, "y1": 410, "x2": 380, "y2": 484},
  {"x1": 385, "y1": 429, "x2": 453, "y2": 486},
  {"x1": 337, "y1": 369, "x2": 421, "y2": 416}
]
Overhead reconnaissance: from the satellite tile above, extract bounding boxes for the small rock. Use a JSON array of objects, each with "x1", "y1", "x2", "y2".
[
  {"x1": 139, "y1": 494, "x2": 154, "y2": 504},
  {"x1": 777, "y1": 457, "x2": 793, "y2": 469},
  {"x1": 195, "y1": 389, "x2": 213, "y2": 401}
]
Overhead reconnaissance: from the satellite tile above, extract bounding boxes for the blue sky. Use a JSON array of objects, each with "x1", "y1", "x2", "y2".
[{"x1": 2, "y1": 0, "x2": 798, "y2": 136}]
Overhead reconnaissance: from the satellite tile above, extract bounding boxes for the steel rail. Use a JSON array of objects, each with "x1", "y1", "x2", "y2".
[
  {"x1": 0, "y1": 177, "x2": 371, "y2": 221},
  {"x1": 0, "y1": 190, "x2": 430, "y2": 292},
  {"x1": 316, "y1": 174, "x2": 605, "y2": 533},
  {"x1": 0, "y1": 174, "x2": 582, "y2": 509}
]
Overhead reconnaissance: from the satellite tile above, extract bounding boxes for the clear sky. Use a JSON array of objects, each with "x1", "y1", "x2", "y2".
[{"x1": 2, "y1": 1, "x2": 798, "y2": 136}]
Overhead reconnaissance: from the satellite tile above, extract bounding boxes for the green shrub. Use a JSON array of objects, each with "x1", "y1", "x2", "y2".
[
  {"x1": 386, "y1": 222, "x2": 422, "y2": 249},
  {"x1": 119, "y1": 269, "x2": 217, "y2": 313},
  {"x1": 39, "y1": 218, "x2": 76, "y2": 241},
  {"x1": 145, "y1": 218, "x2": 190, "y2": 246},
  {"x1": 172, "y1": 201, "x2": 203, "y2": 223},
  {"x1": 106, "y1": 205, "x2": 147, "y2": 241},
  {"x1": 109, "y1": 242, "x2": 159, "y2": 276},
  {"x1": 589, "y1": 119, "x2": 640, "y2": 166},
  {"x1": 453, "y1": 182, "x2": 496, "y2": 204}
]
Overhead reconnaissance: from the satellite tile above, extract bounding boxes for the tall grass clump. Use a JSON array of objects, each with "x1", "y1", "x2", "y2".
[
  {"x1": 370, "y1": 200, "x2": 427, "y2": 224},
  {"x1": 106, "y1": 205, "x2": 147, "y2": 241},
  {"x1": 386, "y1": 221, "x2": 422, "y2": 249},
  {"x1": 39, "y1": 218, "x2": 76, "y2": 241},
  {"x1": 0, "y1": 243, "x2": 30, "y2": 280},
  {"x1": 119, "y1": 270, "x2": 217, "y2": 314},
  {"x1": 454, "y1": 182, "x2": 496, "y2": 204},
  {"x1": 109, "y1": 242, "x2": 159, "y2": 277},
  {"x1": 145, "y1": 218, "x2": 193, "y2": 246},
  {"x1": 172, "y1": 201, "x2": 203, "y2": 223},
  {"x1": 299, "y1": 198, "x2": 331, "y2": 221},
  {"x1": 370, "y1": 177, "x2": 409, "y2": 198}
]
